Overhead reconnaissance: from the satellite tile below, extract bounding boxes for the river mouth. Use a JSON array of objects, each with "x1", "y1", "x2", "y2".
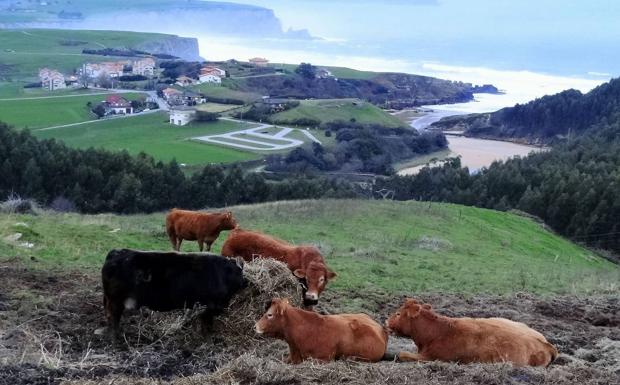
[{"x1": 397, "y1": 94, "x2": 547, "y2": 175}]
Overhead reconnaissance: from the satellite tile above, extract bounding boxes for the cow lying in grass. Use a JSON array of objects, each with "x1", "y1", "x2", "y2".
[
  {"x1": 256, "y1": 298, "x2": 387, "y2": 363},
  {"x1": 386, "y1": 298, "x2": 558, "y2": 367},
  {"x1": 101, "y1": 249, "x2": 247, "y2": 338},
  {"x1": 166, "y1": 209, "x2": 237, "y2": 252},
  {"x1": 221, "y1": 229, "x2": 336, "y2": 306}
]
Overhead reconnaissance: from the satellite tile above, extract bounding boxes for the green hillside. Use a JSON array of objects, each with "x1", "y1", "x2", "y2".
[
  {"x1": 271, "y1": 99, "x2": 405, "y2": 127},
  {"x1": 33, "y1": 112, "x2": 258, "y2": 165},
  {"x1": 1, "y1": 200, "x2": 616, "y2": 295},
  {"x1": 0, "y1": 29, "x2": 177, "y2": 97}
]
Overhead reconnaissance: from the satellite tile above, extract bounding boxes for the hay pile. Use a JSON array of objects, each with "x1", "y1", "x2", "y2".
[{"x1": 214, "y1": 258, "x2": 303, "y2": 344}]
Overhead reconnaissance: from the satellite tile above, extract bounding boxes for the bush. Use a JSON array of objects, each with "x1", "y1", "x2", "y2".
[
  {"x1": 50, "y1": 196, "x2": 76, "y2": 212},
  {"x1": 0, "y1": 194, "x2": 38, "y2": 214},
  {"x1": 196, "y1": 111, "x2": 220, "y2": 122},
  {"x1": 119, "y1": 75, "x2": 147, "y2": 81}
]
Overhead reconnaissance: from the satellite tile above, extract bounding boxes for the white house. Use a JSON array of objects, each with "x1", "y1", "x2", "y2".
[
  {"x1": 104, "y1": 95, "x2": 134, "y2": 115},
  {"x1": 39, "y1": 68, "x2": 67, "y2": 90},
  {"x1": 169, "y1": 107, "x2": 196, "y2": 126},
  {"x1": 132, "y1": 58, "x2": 156, "y2": 76},
  {"x1": 201, "y1": 66, "x2": 226, "y2": 77},
  {"x1": 198, "y1": 73, "x2": 221, "y2": 84}
]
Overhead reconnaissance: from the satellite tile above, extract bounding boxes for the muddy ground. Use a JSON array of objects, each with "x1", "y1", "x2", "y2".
[{"x1": 0, "y1": 260, "x2": 618, "y2": 385}]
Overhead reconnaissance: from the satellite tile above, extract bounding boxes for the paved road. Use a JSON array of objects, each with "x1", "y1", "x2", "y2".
[
  {"x1": 194, "y1": 117, "x2": 321, "y2": 151},
  {"x1": 34, "y1": 108, "x2": 162, "y2": 131}
]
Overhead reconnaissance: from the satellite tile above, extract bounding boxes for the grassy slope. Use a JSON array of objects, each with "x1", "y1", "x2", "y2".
[
  {"x1": 192, "y1": 82, "x2": 262, "y2": 104},
  {"x1": 1, "y1": 200, "x2": 616, "y2": 296},
  {"x1": 33, "y1": 112, "x2": 258, "y2": 165},
  {"x1": 276, "y1": 63, "x2": 378, "y2": 80},
  {"x1": 0, "y1": 29, "x2": 174, "y2": 96},
  {"x1": 271, "y1": 99, "x2": 405, "y2": 127},
  {"x1": 0, "y1": 93, "x2": 144, "y2": 129}
]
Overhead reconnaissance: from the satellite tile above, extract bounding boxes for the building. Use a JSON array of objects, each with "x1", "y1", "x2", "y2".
[
  {"x1": 104, "y1": 95, "x2": 133, "y2": 114},
  {"x1": 162, "y1": 87, "x2": 183, "y2": 105},
  {"x1": 39, "y1": 68, "x2": 67, "y2": 91},
  {"x1": 175, "y1": 75, "x2": 196, "y2": 87},
  {"x1": 200, "y1": 66, "x2": 226, "y2": 77},
  {"x1": 249, "y1": 57, "x2": 269, "y2": 67},
  {"x1": 169, "y1": 107, "x2": 196, "y2": 126},
  {"x1": 198, "y1": 73, "x2": 221, "y2": 84},
  {"x1": 316, "y1": 68, "x2": 334, "y2": 79},
  {"x1": 80, "y1": 61, "x2": 128, "y2": 79},
  {"x1": 132, "y1": 57, "x2": 156, "y2": 76}
]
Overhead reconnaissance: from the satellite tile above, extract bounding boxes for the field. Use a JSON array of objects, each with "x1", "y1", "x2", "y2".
[
  {"x1": 33, "y1": 112, "x2": 259, "y2": 165},
  {"x1": 0, "y1": 199, "x2": 618, "y2": 384},
  {"x1": 191, "y1": 82, "x2": 262, "y2": 104},
  {"x1": 271, "y1": 99, "x2": 406, "y2": 128},
  {"x1": 0, "y1": 92, "x2": 144, "y2": 129}
]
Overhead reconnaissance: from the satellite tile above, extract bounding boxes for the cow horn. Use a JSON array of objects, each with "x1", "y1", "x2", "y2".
[{"x1": 235, "y1": 256, "x2": 244, "y2": 269}]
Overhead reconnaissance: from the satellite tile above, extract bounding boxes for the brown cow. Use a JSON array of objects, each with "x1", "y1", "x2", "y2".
[
  {"x1": 386, "y1": 298, "x2": 558, "y2": 367},
  {"x1": 255, "y1": 298, "x2": 387, "y2": 363},
  {"x1": 166, "y1": 209, "x2": 237, "y2": 252},
  {"x1": 221, "y1": 229, "x2": 336, "y2": 306}
]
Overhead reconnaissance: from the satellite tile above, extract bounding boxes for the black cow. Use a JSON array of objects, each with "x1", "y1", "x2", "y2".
[{"x1": 101, "y1": 249, "x2": 247, "y2": 338}]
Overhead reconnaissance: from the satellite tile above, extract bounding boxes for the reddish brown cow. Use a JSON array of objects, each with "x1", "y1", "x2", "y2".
[
  {"x1": 386, "y1": 298, "x2": 558, "y2": 367},
  {"x1": 256, "y1": 298, "x2": 387, "y2": 363},
  {"x1": 221, "y1": 229, "x2": 336, "y2": 305},
  {"x1": 166, "y1": 209, "x2": 237, "y2": 252}
]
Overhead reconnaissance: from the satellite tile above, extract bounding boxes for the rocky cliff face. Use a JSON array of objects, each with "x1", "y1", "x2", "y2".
[{"x1": 136, "y1": 36, "x2": 202, "y2": 62}]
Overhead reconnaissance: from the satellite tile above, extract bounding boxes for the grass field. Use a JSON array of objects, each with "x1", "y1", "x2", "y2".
[
  {"x1": 0, "y1": 92, "x2": 144, "y2": 129},
  {"x1": 192, "y1": 82, "x2": 261, "y2": 104},
  {"x1": 271, "y1": 99, "x2": 406, "y2": 128},
  {"x1": 33, "y1": 112, "x2": 259, "y2": 165},
  {"x1": 1, "y1": 199, "x2": 616, "y2": 295},
  {"x1": 276, "y1": 63, "x2": 379, "y2": 80}
]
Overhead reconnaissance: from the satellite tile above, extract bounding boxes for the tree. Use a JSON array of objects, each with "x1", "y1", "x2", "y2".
[
  {"x1": 195, "y1": 111, "x2": 220, "y2": 122},
  {"x1": 96, "y1": 73, "x2": 112, "y2": 89},
  {"x1": 295, "y1": 63, "x2": 316, "y2": 79}
]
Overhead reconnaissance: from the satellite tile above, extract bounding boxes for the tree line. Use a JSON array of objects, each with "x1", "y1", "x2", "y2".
[
  {"x1": 378, "y1": 122, "x2": 620, "y2": 253},
  {"x1": 0, "y1": 122, "x2": 354, "y2": 214}
]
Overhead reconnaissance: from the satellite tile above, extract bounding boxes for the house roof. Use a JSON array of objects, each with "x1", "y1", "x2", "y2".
[
  {"x1": 176, "y1": 75, "x2": 194, "y2": 81},
  {"x1": 105, "y1": 95, "x2": 130, "y2": 106}
]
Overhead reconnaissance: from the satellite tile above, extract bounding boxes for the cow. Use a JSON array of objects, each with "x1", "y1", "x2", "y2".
[
  {"x1": 165, "y1": 208, "x2": 238, "y2": 252},
  {"x1": 255, "y1": 298, "x2": 388, "y2": 363},
  {"x1": 386, "y1": 298, "x2": 558, "y2": 367},
  {"x1": 221, "y1": 229, "x2": 336, "y2": 307},
  {"x1": 101, "y1": 249, "x2": 247, "y2": 338}
]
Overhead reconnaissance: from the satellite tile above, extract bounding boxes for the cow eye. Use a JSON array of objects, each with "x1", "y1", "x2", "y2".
[
  {"x1": 319, "y1": 276, "x2": 325, "y2": 283},
  {"x1": 396, "y1": 312, "x2": 401, "y2": 316},
  {"x1": 267, "y1": 313, "x2": 273, "y2": 319}
]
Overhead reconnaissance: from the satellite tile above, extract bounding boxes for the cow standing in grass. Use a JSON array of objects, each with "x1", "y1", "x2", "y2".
[
  {"x1": 255, "y1": 298, "x2": 387, "y2": 363},
  {"x1": 166, "y1": 209, "x2": 238, "y2": 252},
  {"x1": 386, "y1": 298, "x2": 558, "y2": 366},
  {"x1": 221, "y1": 229, "x2": 336, "y2": 306}
]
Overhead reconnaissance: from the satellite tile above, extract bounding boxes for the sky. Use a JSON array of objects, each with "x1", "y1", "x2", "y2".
[{"x1": 197, "y1": 0, "x2": 618, "y2": 108}]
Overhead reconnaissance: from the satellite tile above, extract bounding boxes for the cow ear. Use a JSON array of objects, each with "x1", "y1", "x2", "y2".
[
  {"x1": 293, "y1": 269, "x2": 306, "y2": 279},
  {"x1": 226, "y1": 211, "x2": 232, "y2": 218},
  {"x1": 326, "y1": 269, "x2": 337, "y2": 280}
]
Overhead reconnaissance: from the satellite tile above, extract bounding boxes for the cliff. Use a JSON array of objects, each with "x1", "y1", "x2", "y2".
[{"x1": 135, "y1": 36, "x2": 202, "y2": 62}]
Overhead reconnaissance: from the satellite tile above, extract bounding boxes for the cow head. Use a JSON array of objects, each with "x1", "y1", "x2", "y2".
[
  {"x1": 292, "y1": 248, "x2": 336, "y2": 306},
  {"x1": 386, "y1": 299, "x2": 431, "y2": 337},
  {"x1": 255, "y1": 298, "x2": 290, "y2": 337},
  {"x1": 221, "y1": 211, "x2": 238, "y2": 230}
]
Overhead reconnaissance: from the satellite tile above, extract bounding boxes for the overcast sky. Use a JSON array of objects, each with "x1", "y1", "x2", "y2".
[{"x1": 225, "y1": 0, "x2": 620, "y2": 44}]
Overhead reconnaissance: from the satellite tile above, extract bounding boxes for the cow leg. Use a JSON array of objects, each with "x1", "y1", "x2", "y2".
[
  {"x1": 285, "y1": 346, "x2": 303, "y2": 364},
  {"x1": 104, "y1": 297, "x2": 124, "y2": 341},
  {"x1": 168, "y1": 233, "x2": 177, "y2": 251},
  {"x1": 206, "y1": 241, "x2": 213, "y2": 252},
  {"x1": 176, "y1": 238, "x2": 183, "y2": 251},
  {"x1": 397, "y1": 351, "x2": 428, "y2": 362},
  {"x1": 197, "y1": 239, "x2": 205, "y2": 252},
  {"x1": 200, "y1": 309, "x2": 216, "y2": 335}
]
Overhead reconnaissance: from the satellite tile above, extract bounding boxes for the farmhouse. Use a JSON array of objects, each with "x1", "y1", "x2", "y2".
[
  {"x1": 104, "y1": 95, "x2": 133, "y2": 114},
  {"x1": 38, "y1": 68, "x2": 67, "y2": 90},
  {"x1": 316, "y1": 68, "x2": 335, "y2": 79},
  {"x1": 169, "y1": 107, "x2": 196, "y2": 126},
  {"x1": 176, "y1": 75, "x2": 196, "y2": 87},
  {"x1": 80, "y1": 61, "x2": 128, "y2": 78},
  {"x1": 132, "y1": 58, "x2": 156, "y2": 76},
  {"x1": 201, "y1": 66, "x2": 226, "y2": 77},
  {"x1": 249, "y1": 57, "x2": 269, "y2": 67},
  {"x1": 198, "y1": 68, "x2": 222, "y2": 84}
]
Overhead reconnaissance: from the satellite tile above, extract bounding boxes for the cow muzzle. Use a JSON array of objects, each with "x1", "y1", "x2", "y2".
[
  {"x1": 254, "y1": 323, "x2": 264, "y2": 334},
  {"x1": 304, "y1": 291, "x2": 319, "y2": 301}
]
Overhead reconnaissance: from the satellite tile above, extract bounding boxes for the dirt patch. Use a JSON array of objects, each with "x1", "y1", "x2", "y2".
[{"x1": 0, "y1": 261, "x2": 618, "y2": 385}]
